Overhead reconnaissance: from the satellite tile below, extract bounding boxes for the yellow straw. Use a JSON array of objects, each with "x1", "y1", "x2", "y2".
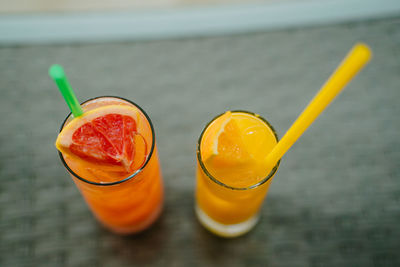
[{"x1": 265, "y1": 43, "x2": 372, "y2": 170}]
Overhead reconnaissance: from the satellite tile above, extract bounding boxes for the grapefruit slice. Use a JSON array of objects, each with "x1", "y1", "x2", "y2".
[{"x1": 56, "y1": 105, "x2": 147, "y2": 173}]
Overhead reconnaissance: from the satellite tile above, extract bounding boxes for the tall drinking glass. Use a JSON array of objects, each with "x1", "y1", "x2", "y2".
[
  {"x1": 59, "y1": 96, "x2": 163, "y2": 234},
  {"x1": 196, "y1": 111, "x2": 280, "y2": 237}
]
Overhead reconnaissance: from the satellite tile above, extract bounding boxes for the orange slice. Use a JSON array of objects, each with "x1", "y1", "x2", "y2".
[
  {"x1": 202, "y1": 111, "x2": 273, "y2": 187},
  {"x1": 212, "y1": 116, "x2": 252, "y2": 167},
  {"x1": 56, "y1": 105, "x2": 147, "y2": 173},
  {"x1": 202, "y1": 112, "x2": 253, "y2": 168}
]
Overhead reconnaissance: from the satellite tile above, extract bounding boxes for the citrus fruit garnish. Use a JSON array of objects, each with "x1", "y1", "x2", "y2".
[
  {"x1": 202, "y1": 112, "x2": 255, "y2": 187},
  {"x1": 56, "y1": 105, "x2": 147, "y2": 173},
  {"x1": 208, "y1": 113, "x2": 252, "y2": 166},
  {"x1": 202, "y1": 111, "x2": 277, "y2": 187}
]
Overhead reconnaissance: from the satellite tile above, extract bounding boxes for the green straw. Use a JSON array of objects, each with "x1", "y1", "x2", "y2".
[{"x1": 49, "y1": 64, "x2": 84, "y2": 118}]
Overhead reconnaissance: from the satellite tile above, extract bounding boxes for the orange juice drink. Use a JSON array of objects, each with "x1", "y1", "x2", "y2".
[
  {"x1": 57, "y1": 96, "x2": 163, "y2": 234},
  {"x1": 196, "y1": 111, "x2": 280, "y2": 237}
]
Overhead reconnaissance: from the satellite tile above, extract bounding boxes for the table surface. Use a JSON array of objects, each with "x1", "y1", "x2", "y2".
[{"x1": 1, "y1": 17, "x2": 399, "y2": 267}]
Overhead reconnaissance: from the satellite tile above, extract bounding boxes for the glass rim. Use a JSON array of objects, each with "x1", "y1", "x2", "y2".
[
  {"x1": 58, "y1": 95, "x2": 156, "y2": 186},
  {"x1": 197, "y1": 110, "x2": 281, "y2": 191}
]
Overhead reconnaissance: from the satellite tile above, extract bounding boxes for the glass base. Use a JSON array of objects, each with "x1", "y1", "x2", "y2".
[{"x1": 195, "y1": 205, "x2": 259, "y2": 238}]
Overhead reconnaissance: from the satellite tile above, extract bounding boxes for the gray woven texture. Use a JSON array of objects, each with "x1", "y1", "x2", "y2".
[{"x1": 1, "y1": 17, "x2": 399, "y2": 266}]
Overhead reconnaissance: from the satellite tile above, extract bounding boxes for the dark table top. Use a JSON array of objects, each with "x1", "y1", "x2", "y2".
[{"x1": 1, "y1": 17, "x2": 399, "y2": 267}]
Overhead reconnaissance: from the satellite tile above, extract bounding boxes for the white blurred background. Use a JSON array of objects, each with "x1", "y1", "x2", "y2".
[
  {"x1": 1, "y1": 0, "x2": 276, "y2": 13},
  {"x1": 0, "y1": 0, "x2": 399, "y2": 44}
]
